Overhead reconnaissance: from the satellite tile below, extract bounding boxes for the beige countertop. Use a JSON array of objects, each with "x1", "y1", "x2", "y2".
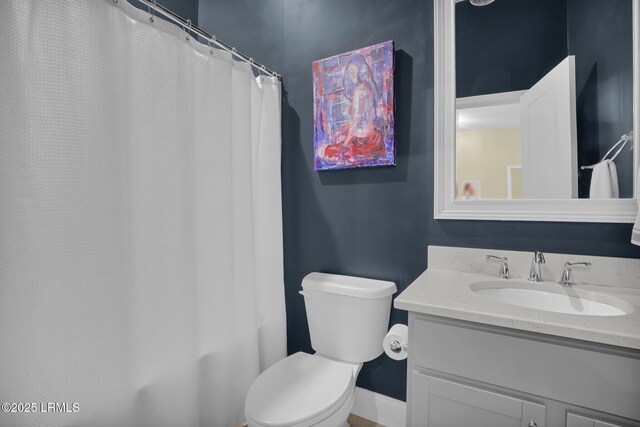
[{"x1": 394, "y1": 268, "x2": 640, "y2": 350}]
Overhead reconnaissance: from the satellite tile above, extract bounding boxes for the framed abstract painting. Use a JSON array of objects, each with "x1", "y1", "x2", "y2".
[{"x1": 313, "y1": 41, "x2": 395, "y2": 171}]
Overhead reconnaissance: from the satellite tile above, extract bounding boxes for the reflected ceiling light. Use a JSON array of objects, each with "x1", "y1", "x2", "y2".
[{"x1": 470, "y1": 0, "x2": 495, "y2": 5}]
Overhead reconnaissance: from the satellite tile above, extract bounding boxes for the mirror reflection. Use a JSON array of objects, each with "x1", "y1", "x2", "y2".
[{"x1": 455, "y1": 0, "x2": 634, "y2": 200}]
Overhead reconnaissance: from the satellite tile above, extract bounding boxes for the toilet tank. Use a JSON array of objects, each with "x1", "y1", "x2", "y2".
[{"x1": 301, "y1": 273, "x2": 397, "y2": 363}]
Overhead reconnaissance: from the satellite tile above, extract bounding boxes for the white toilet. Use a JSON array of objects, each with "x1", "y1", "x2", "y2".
[{"x1": 244, "y1": 272, "x2": 396, "y2": 427}]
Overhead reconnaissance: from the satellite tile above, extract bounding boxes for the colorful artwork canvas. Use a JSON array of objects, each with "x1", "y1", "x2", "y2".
[{"x1": 313, "y1": 41, "x2": 395, "y2": 171}]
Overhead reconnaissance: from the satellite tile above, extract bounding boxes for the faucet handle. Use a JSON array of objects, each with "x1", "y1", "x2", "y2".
[
  {"x1": 486, "y1": 255, "x2": 509, "y2": 279},
  {"x1": 560, "y1": 261, "x2": 592, "y2": 286}
]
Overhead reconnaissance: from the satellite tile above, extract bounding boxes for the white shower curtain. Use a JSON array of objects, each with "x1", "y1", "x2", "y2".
[{"x1": 0, "y1": 1, "x2": 286, "y2": 426}]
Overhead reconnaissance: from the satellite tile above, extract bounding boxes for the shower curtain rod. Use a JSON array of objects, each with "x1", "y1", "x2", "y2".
[{"x1": 129, "y1": 0, "x2": 282, "y2": 80}]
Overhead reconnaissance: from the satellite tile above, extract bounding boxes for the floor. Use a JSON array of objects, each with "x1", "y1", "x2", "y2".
[{"x1": 347, "y1": 414, "x2": 385, "y2": 427}]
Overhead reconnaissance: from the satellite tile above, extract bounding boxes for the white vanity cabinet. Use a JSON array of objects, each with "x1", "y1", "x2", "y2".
[{"x1": 406, "y1": 313, "x2": 640, "y2": 427}]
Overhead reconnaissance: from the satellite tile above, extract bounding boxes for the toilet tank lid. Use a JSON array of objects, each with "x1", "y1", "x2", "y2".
[{"x1": 301, "y1": 272, "x2": 397, "y2": 299}]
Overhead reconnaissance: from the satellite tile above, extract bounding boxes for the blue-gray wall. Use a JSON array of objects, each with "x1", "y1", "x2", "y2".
[
  {"x1": 131, "y1": 0, "x2": 198, "y2": 26},
  {"x1": 197, "y1": 0, "x2": 640, "y2": 402}
]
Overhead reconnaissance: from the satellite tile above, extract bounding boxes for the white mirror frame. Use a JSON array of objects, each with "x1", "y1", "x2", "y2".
[{"x1": 434, "y1": 0, "x2": 640, "y2": 223}]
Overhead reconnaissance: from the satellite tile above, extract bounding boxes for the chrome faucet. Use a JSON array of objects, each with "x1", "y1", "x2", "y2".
[
  {"x1": 560, "y1": 261, "x2": 592, "y2": 286},
  {"x1": 528, "y1": 251, "x2": 545, "y2": 282},
  {"x1": 486, "y1": 255, "x2": 509, "y2": 279}
]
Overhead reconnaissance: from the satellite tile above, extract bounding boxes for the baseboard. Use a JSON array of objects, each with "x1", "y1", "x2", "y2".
[{"x1": 351, "y1": 387, "x2": 406, "y2": 427}]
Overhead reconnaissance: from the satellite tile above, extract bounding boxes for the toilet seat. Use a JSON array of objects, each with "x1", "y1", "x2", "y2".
[{"x1": 245, "y1": 352, "x2": 357, "y2": 427}]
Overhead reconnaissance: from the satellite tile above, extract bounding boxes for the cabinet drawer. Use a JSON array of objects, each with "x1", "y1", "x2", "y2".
[
  {"x1": 567, "y1": 413, "x2": 624, "y2": 427},
  {"x1": 409, "y1": 370, "x2": 545, "y2": 427}
]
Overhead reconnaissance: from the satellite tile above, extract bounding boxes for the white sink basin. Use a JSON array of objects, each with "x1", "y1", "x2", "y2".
[{"x1": 472, "y1": 282, "x2": 632, "y2": 316}]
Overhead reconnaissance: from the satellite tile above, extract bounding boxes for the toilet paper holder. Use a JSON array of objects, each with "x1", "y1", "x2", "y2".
[
  {"x1": 388, "y1": 339, "x2": 407, "y2": 353},
  {"x1": 384, "y1": 323, "x2": 409, "y2": 360}
]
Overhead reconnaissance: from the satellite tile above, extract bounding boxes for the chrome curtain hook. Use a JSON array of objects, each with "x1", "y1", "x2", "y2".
[
  {"x1": 184, "y1": 19, "x2": 192, "y2": 41},
  {"x1": 148, "y1": 0, "x2": 156, "y2": 22},
  {"x1": 208, "y1": 36, "x2": 218, "y2": 54},
  {"x1": 250, "y1": 58, "x2": 261, "y2": 77}
]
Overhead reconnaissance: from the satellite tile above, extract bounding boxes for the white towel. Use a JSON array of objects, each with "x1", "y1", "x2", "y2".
[
  {"x1": 589, "y1": 160, "x2": 619, "y2": 199},
  {"x1": 632, "y1": 166, "x2": 640, "y2": 246}
]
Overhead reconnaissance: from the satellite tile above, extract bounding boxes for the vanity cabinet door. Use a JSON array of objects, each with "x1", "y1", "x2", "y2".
[
  {"x1": 566, "y1": 413, "x2": 623, "y2": 427},
  {"x1": 410, "y1": 371, "x2": 546, "y2": 427}
]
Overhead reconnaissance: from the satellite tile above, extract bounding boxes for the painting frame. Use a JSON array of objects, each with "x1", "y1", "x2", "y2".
[{"x1": 312, "y1": 41, "x2": 396, "y2": 171}]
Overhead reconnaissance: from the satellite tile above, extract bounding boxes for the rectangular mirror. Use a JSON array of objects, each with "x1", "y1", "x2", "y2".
[{"x1": 435, "y1": 0, "x2": 639, "y2": 222}]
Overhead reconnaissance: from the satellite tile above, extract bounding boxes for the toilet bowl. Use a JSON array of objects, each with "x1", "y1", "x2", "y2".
[
  {"x1": 244, "y1": 273, "x2": 396, "y2": 427},
  {"x1": 244, "y1": 352, "x2": 360, "y2": 427}
]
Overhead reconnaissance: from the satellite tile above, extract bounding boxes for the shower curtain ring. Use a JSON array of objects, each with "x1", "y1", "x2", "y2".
[
  {"x1": 250, "y1": 58, "x2": 259, "y2": 76},
  {"x1": 184, "y1": 19, "x2": 192, "y2": 41},
  {"x1": 148, "y1": 0, "x2": 156, "y2": 22},
  {"x1": 208, "y1": 40, "x2": 214, "y2": 54}
]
